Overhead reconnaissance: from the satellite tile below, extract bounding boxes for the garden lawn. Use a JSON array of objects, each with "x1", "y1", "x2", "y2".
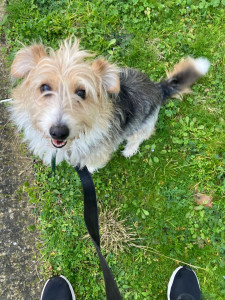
[{"x1": 3, "y1": 0, "x2": 225, "y2": 299}]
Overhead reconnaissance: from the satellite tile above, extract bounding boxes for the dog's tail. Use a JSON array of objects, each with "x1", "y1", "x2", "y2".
[{"x1": 158, "y1": 57, "x2": 210, "y2": 101}]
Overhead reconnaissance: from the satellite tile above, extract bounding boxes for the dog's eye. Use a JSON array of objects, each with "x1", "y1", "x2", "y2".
[
  {"x1": 40, "y1": 84, "x2": 52, "y2": 94},
  {"x1": 75, "y1": 89, "x2": 86, "y2": 100}
]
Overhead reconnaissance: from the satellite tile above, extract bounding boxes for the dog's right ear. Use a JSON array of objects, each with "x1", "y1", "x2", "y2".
[
  {"x1": 11, "y1": 44, "x2": 47, "y2": 78},
  {"x1": 92, "y1": 58, "x2": 120, "y2": 93}
]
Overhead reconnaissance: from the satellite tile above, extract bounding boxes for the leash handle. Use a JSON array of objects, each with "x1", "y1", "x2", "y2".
[{"x1": 75, "y1": 166, "x2": 122, "y2": 300}]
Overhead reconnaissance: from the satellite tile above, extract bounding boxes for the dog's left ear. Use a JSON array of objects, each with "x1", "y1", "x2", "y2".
[
  {"x1": 11, "y1": 44, "x2": 47, "y2": 78},
  {"x1": 92, "y1": 58, "x2": 120, "y2": 93}
]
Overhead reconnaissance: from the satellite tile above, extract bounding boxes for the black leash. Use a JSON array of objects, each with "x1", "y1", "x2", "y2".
[{"x1": 75, "y1": 166, "x2": 122, "y2": 300}]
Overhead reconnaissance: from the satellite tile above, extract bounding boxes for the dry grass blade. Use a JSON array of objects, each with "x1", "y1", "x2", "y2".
[{"x1": 84, "y1": 207, "x2": 143, "y2": 255}]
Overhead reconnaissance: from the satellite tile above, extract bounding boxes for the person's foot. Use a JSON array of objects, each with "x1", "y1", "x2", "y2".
[
  {"x1": 167, "y1": 266, "x2": 201, "y2": 300},
  {"x1": 41, "y1": 275, "x2": 76, "y2": 300}
]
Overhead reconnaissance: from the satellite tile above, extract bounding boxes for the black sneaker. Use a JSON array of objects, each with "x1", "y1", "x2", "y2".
[
  {"x1": 167, "y1": 266, "x2": 201, "y2": 300},
  {"x1": 41, "y1": 275, "x2": 76, "y2": 300}
]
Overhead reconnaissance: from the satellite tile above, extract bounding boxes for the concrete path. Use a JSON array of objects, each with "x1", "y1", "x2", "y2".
[{"x1": 0, "y1": 1, "x2": 43, "y2": 299}]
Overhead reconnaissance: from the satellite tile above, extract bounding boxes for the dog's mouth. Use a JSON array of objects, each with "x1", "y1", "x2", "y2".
[{"x1": 51, "y1": 139, "x2": 67, "y2": 148}]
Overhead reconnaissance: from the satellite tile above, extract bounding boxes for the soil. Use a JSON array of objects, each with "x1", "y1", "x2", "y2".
[{"x1": 0, "y1": 1, "x2": 43, "y2": 299}]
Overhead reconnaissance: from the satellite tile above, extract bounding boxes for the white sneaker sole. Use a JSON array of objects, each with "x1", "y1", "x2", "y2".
[{"x1": 60, "y1": 275, "x2": 76, "y2": 300}]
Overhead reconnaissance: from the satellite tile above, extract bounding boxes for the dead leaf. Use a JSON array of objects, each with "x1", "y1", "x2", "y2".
[{"x1": 195, "y1": 193, "x2": 213, "y2": 208}]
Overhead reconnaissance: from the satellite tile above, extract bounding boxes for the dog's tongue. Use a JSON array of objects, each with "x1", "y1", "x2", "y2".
[{"x1": 51, "y1": 139, "x2": 67, "y2": 148}]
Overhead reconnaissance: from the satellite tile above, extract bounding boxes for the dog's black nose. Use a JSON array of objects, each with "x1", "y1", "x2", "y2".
[{"x1": 50, "y1": 125, "x2": 69, "y2": 140}]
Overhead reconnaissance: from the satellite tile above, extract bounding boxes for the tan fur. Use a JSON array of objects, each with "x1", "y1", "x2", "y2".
[
  {"x1": 165, "y1": 57, "x2": 203, "y2": 97},
  {"x1": 92, "y1": 58, "x2": 120, "y2": 93},
  {"x1": 11, "y1": 39, "x2": 115, "y2": 133},
  {"x1": 11, "y1": 44, "x2": 47, "y2": 78},
  {"x1": 166, "y1": 57, "x2": 197, "y2": 78}
]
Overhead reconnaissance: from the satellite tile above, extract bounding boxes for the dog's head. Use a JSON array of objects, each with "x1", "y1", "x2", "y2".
[{"x1": 11, "y1": 38, "x2": 120, "y2": 149}]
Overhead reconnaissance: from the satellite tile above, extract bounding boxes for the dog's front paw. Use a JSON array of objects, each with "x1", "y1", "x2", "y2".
[
  {"x1": 87, "y1": 166, "x2": 97, "y2": 173},
  {"x1": 122, "y1": 146, "x2": 138, "y2": 158}
]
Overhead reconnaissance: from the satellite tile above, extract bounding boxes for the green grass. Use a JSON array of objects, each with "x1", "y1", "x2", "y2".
[{"x1": 4, "y1": 0, "x2": 225, "y2": 299}]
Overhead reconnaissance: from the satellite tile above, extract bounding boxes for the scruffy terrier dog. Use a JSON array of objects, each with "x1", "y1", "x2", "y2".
[{"x1": 10, "y1": 39, "x2": 210, "y2": 172}]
